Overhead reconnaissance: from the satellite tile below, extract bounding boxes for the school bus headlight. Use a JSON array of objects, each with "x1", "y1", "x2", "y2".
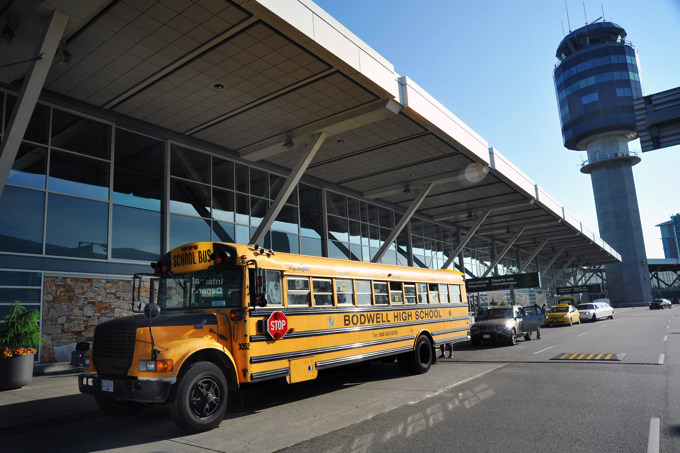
[{"x1": 139, "y1": 359, "x2": 173, "y2": 372}]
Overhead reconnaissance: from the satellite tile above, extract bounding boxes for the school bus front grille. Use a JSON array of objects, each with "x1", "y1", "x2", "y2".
[{"x1": 92, "y1": 327, "x2": 137, "y2": 377}]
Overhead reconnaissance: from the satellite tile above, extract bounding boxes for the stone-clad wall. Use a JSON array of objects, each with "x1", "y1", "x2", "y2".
[{"x1": 42, "y1": 277, "x2": 135, "y2": 362}]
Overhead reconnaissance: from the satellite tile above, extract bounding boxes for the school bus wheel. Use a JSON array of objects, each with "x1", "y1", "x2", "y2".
[
  {"x1": 397, "y1": 335, "x2": 433, "y2": 375},
  {"x1": 169, "y1": 361, "x2": 228, "y2": 433}
]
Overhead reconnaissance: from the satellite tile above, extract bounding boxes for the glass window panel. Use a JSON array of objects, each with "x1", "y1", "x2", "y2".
[
  {"x1": 347, "y1": 198, "x2": 360, "y2": 220},
  {"x1": 212, "y1": 188, "x2": 234, "y2": 223},
  {"x1": 328, "y1": 215, "x2": 349, "y2": 242},
  {"x1": 213, "y1": 221, "x2": 235, "y2": 243},
  {"x1": 299, "y1": 184, "x2": 322, "y2": 238},
  {"x1": 113, "y1": 129, "x2": 163, "y2": 211},
  {"x1": 0, "y1": 271, "x2": 41, "y2": 287},
  {"x1": 313, "y1": 278, "x2": 333, "y2": 306},
  {"x1": 287, "y1": 277, "x2": 310, "y2": 306},
  {"x1": 5, "y1": 97, "x2": 49, "y2": 144},
  {"x1": 46, "y1": 194, "x2": 108, "y2": 259},
  {"x1": 349, "y1": 221, "x2": 361, "y2": 244},
  {"x1": 212, "y1": 158, "x2": 234, "y2": 190},
  {"x1": 326, "y1": 192, "x2": 347, "y2": 217},
  {"x1": 250, "y1": 197, "x2": 268, "y2": 227},
  {"x1": 336, "y1": 279, "x2": 353, "y2": 305},
  {"x1": 235, "y1": 164, "x2": 248, "y2": 193},
  {"x1": 390, "y1": 281, "x2": 403, "y2": 304},
  {"x1": 367, "y1": 204, "x2": 379, "y2": 225},
  {"x1": 428, "y1": 283, "x2": 440, "y2": 303},
  {"x1": 0, "y1": 187, "x2": 44, "y2": 254},
  {"x1": 301, "y1": 236, "x2": 321, "y2": 257},
  {"x1": 169, "y1": 214, "x2": 210, "y2": 250},
  {"x1": 417, "y1": 283, "x2": 429, "y2": 303},
  {"x1": 439, "y1": 284, "x2": 449, "y2": 303},
  {"x1": 235, "y1": 193, "x2": 249, "y2": 225},
  {"x1": 249, "y1": 168, "x2": 268, "y2": 198},
  {"x1": 51, "y1": 109, "x2": 111, "y2": 159},
  {"x1": 328, "y1": 240, "x2": 350, "y2": 260},
  {"x1": 378, "y1": 207, "x2": 394, "y2": 228},
  {"x1": 449, "y1": 285, "x2": 462, "y2": 302},
  {"x1": 271, "y1": 231, "x2": 299, "y2": 254},
  {"x1": 8, "y1": 143, "x2": 47, "y2": 189},
  {"x1": 355, "y1": 280, "x2": 372, "y2": 305},
  {"x1": 349, "y1": 243, "x2": 362, "y2": 261},
  {"x1": 273, "y1": 205, "x2": 298, "y2": 234},
  {"x1": 112, "y1": 205, "x2": 160, "y2": 261},
  {"x1": 374, "y1": 281, "x2": 388, "y2": 305},
  {"x1": 0, "y1": 288, "x2": 41, "y2": 304},
  {"x1": 264, "y1": 270, "x2": 283, "y2": 306},
  {"x1": 404, "y1": 284, "x2": 416, "y2": 304},
  {"x1": 170, "y1": 145, "x2": 210, "y2": 183},
  {"x1": 235, "y1": 224, "x2": 249, "y2": 244},
  {"x1": 170, "y1": 179, "x2": 210, "y2": 216},
  {"x1": 49, "y1": 151, "x2": 109, "y2": 200}
]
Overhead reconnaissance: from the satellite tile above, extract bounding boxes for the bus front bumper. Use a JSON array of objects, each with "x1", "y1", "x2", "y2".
[{"x1": 78, "y1": 374, "x2": 173, "y2": 403}]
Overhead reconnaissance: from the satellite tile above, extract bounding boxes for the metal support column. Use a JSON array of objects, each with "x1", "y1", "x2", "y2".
[
  {"x1": 441, "y1": 210, "x2": 490, "y2": 269},
  {"x1": 519, "y1": 239, "x2": 549, "y2": 273},
  {"x1": 0, "y1": 10, "x2": 70, "y2": 198},
  {"x1": 372, "y1": 183, "x2": 433, "y2": 263},
  {"x1": 249, "y1": 132, "x2": 326, "y2": 247},
  {"x1": 540, "y1": 248, "x2": 565, "y2": 277},
  {"x1": 548, "y1": 256, "x2": 576, "y2": 289},
  {"x1": 481, "y1": 227, "x2": 526, "y2": 278}
]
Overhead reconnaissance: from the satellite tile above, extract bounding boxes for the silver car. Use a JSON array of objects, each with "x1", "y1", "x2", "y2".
[{"x1": 577, "y1": 301, "x2": 614, "y2": 321}]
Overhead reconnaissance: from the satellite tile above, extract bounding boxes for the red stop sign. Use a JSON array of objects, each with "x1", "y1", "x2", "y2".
[{"x1": 266, "y1": 311, "x2": 288, "y2": 340}]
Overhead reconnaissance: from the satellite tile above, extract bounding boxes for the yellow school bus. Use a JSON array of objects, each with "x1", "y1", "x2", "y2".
[{"x1": 79, "y1": 242, "x2": 469, "y2": 432}]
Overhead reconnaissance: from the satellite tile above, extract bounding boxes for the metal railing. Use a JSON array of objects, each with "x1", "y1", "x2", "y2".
[{"x1": 581, "y1": 150, "x2": 639, "y2": 167}]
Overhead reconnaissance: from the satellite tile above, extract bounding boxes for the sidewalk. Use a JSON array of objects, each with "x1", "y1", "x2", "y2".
[{"x1": 0, "y1": 364, "x2": 99, "y2": 435}]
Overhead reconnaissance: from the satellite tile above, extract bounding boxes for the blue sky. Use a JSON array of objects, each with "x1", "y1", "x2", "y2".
[{"x1": 312, "y1": 0, "x2": 680, "y2": 259}]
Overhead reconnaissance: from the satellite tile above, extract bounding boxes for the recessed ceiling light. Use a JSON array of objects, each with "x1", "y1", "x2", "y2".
[{"x1": 213, "y1": 83, "x2": 224, "y2": 90}]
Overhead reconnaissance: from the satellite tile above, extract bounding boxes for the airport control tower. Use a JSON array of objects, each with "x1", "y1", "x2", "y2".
[{"x1": 553, "y1": 21, "x2": 651, "y2": 305}]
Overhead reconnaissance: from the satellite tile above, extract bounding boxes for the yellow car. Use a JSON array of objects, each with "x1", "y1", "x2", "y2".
[{"x1": 545, "y1": 304, "x2": 580, "y2": 326}]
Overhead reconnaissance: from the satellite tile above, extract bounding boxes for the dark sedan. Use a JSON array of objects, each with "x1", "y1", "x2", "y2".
[{"x1": 650, "y1": 298, "x2": 672, "y2": 310}]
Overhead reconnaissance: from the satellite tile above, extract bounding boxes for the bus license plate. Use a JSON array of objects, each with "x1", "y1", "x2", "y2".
[{"x1": 102, "y1": 379, "x2": 113, "y2": 392}]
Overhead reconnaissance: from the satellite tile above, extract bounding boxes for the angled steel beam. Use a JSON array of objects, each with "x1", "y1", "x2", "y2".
[
  {"x1": 249, "y1": 132, "x2": 327, "y2": 246},
  {"x1": 519, "y1": 238, "x2": 549, "y2": 273},
  {"x1": 540, "y1": 248, "x2": 565, "y2": 277},
  {"x1": 0, "y1": 10, "x2": 69, "y2": 198},
  {"x1": 441, "y1": 210, "x2": 491, "y2": 269},
  {"x1": 481, "y1": 227, "x2": 526, "y2": 277},
  {"x1": 548, "y1": 256, "x2": 577, "y2": 289},
  {"x1": 372, "y1": 183, "x2": 433, "y2": 263}
]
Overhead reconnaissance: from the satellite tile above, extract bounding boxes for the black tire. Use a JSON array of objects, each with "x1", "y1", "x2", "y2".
[
  {"x1": 592, "y1": 314, "x2": 597, "y2": 322},
  {"x1": 399, "y1": 335, "x2": 433, "y2": 374},
  {"x1": 169, "y1": 362, "x2": 228, "y2": 433},
  {"x1": 95, "y1": 395, "x2": 144, "y2": 417},
  {"x1": 509, "y1": 328, "x2": 517, "y2": 346},
  {"x1": 609, "y1": 313, "x2": 614, "y2": 319},
  {"x1": 524, "y1": 331, "x2": 532, "y2": 341}
]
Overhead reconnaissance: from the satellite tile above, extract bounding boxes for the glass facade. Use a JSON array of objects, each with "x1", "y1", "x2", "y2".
[{"x1": 553, "y1": 23, "x2": 642, "y2": 150}]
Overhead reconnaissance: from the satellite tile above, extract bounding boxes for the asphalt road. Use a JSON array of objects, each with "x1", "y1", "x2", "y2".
[{"x1": 3, "y1": 307, "x2": 679, "y2": 452}]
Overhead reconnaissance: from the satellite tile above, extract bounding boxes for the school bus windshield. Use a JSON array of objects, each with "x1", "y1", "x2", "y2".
[{"x1": 159, "y1": 268, "x2": 243, "y2": 310}]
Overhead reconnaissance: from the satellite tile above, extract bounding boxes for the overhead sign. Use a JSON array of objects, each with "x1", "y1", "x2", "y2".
[
  {"x1": 556, "y1": 284, "x2": 602, "y2": 295},
  {"x1": 465, "y1": 272, "x2": 541, "y2": 293},
  {"x1": 266, "y1": 311, "x2": 288, "y2": 340}
]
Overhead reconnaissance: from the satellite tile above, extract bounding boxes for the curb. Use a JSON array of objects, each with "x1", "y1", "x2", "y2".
[{"x1": 33, "y1": 362, "x2": 82, "y2": 376}]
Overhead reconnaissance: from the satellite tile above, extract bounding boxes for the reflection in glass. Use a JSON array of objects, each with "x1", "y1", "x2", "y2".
[
  {"x1": 46, "y1": 194, "x2": 108, "y2": 259},
  {"x1": 272, "y1": 231, "x2": 299, "y2": 254},
  {"x1": 49, "y1": 151, "x2": 109, "y2": 200},
  {"x1": 212, "y1": 188, "x2": 235, "y2": 222},
  {"x1": 171, "y1": 145, "x2": 210, "y2": 183},
  {"x1": 273, "y1": 205, "x2": 298, "y2": 234},
  {"x1": 301, "y1": 236, "x2": 321, "y2": 257},
  {"x1": 112, "y1": 205, "x2": 160, "y2": 261},
  {"x1": 52, "y1": 109, "x2": 111, "y2": 159},
  {"x1": 114, "y1": 129, "x2": 163, "y2": 211},
  {"x1": 169, "y1": 214, "x2": 210, "y2": 250},
  {"x1": 212, "y1": 158, "x2": 234, "y2": 190},
  {"x1": 0, "y1": 187, "x2": 44, "y2": 254},
  {"x1": 213, "y1": 222, "x2": 235, "y2": 243},
  {"x1": 250, "y1": 168, "x2": 268, "y2": 198},
  {"x1": 170, "y1": 179, "x2": 210, "y2": 216},
  {"x1": 8, "y1": 143, "x2": 47, "y2": 189},
  {"x1": 5, "y1": 97, "x2": 49, "y2": 144},
  {"x1": 0, "y1": 270, "x2": 42, "y2": 287},
  {"x1": 250, "y1": 197, "x2": 269, "y2": 227}
]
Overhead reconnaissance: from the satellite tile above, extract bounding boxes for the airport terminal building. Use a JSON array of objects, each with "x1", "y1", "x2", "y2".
[{"x1": 0, "y1": 0, "x2": 620, "y2": 362}]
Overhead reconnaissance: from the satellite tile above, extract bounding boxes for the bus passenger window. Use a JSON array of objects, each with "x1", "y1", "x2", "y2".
[
  {"x1": 417, "y1": 283, "x2": 428, "y2": 303},
  {"x1": 265, "y1": 270, "x2": 282, "y2": 306},
  {"x1": 355, "y1": 280, "x2": 372, "y2": 305},
  {"x1": 287, "y1": 277, "x2": 310, "y2": 306},
  {"x1": 336, "y1": 279, "x2": 354, "y2": 305},
  {"x1": 404, "y1": 284, "x2": 416, "y2": 304},
  {"x1": 439, "y1": 284, "x2": 449, "y2": 303},
  {"x1": 428, "y1": 283, "x2": 439, "y2": 303},
  {"x1": 374, "y1": 282, "x2": 388, "y2": 305},
  {"x1": 313, "y1": 278, "x2": 333, "y2": 306},
  {"x1": 449, "y1": 284, "x2": 462, "y2": 302},
  {"x1": 389, "y1": 281, "x2": 403, "y2": 304}
]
